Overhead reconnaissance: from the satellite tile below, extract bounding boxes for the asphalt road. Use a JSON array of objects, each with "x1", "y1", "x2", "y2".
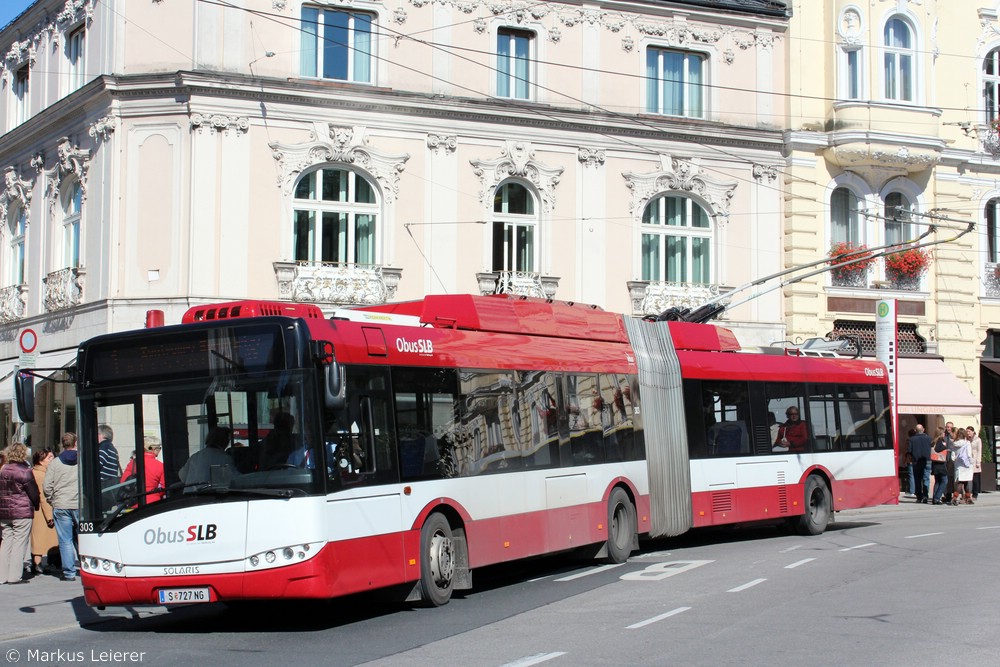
[{"x1": 2, "y1": 496, "x2": 998, "y2": 667}]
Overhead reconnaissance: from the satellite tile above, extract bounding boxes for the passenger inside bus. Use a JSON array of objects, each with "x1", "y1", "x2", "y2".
[
  {"x1": 260, "y1": 412, "x2": 296, "y2": 469},
  {"x1": 179, "y1": 427, "x2": 238, "y2": 486},
  {"x1": 775, "y1": 406, "x2": 809, "y2": 452}
]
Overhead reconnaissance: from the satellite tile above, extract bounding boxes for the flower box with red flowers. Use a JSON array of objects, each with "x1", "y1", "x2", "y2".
[
  {"x1": 828, "y1": 242, "x2": 876, "y2": 285},
  {"x1": 884, "y1": 247, "x2": 932, "y2": 280}
]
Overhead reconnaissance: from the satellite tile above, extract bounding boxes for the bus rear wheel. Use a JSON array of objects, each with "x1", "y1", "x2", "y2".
[
  {"x1": 606, "y1": 488, "x2": 636, "y2": 563},
  {"x1": 418, "y1": 513, "x2": 455, "y2": 606},
  {"x1": 796, "y1": 475, "x2": 831, "y2": 536}
]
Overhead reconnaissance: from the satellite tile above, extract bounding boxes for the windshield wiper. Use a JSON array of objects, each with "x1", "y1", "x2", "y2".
[{"x1": 183, "y1": 485, "x2": 302, "y2": 499}]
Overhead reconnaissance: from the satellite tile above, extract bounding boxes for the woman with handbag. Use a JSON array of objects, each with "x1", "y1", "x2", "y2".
[{"x1": 948, "y1": 429, "x2": 974, "y2": 505}]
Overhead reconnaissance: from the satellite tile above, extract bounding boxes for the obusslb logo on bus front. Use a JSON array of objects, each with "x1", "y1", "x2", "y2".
[
  {"x1": 143, "y1": 524, "x2": 218, "y2": 545},
  {"x1": 864, "y1": 367, "x2": 885, "y2": 377}
]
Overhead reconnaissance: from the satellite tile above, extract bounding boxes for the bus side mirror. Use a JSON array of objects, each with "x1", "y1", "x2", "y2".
[
  {"x1": 323, "y1": 363, "x2": 345, "y2": 410},
  {"x1": 14, "y1": 371, "x2": 34, "y2": 423}
]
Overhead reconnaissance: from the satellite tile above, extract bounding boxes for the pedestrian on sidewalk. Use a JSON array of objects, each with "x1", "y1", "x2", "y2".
[
  {"x1": 44, "y1": 433, "x2": 80, "y2": 582},
  {"x1": 967, "y1": 426, "x2": 982, "y2": 501},
  {"x1": 0, "y1": 443, "x2": 40, "y2": 584},
  {"x1": 30, "y1": 448, "x2": 58, "y2": 575},
  {"x1": 930, "y1": 427, "x2": 950, "y2": 505},
  {"x1": 909, "y1": 424, "x2": 932, "y2": 503},
  {"x1": 949, "y1": 429, "x2": 974, "y2": 505}
]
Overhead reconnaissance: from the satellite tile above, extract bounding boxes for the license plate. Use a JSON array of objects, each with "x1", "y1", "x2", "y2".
[{"x1": 158, "y1": 587, "x2": 210, "y2": 604}]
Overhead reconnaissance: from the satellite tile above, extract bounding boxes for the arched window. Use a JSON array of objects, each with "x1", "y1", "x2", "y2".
[
  {"x1": 492, "y1": 182, "x2": 537, "y2": 272},
  {"x1": 883, "y1": 17, "x2": 914, "y2": 102},
  {"x1": 7, "y1": 204, "x2": 26, "y2": 286},
  {"x1": 61, "y1": 180, "x2": 82, "y2": 268},
  {"x1": 985, "y1": 48, "x2": 1000, "y2": 124},
  {"x1": 883, "y1": 192, "x2": 912, "y2": 245},
  {"x1": 831, "y1": 187, "x2": 862, "y2": 245},
  {"x1": 641, "y1": 195, "x2": 711, "y2": 284},
  {"x1": 987, "y1": 197, "x2": 1000, "y2": 264},
  {"x1": 292, "y1": 167, "x2": 379, "y2": 265}
]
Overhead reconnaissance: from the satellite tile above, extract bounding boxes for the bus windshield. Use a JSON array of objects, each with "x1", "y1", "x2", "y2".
[{"x1": 78, "y1": 368, "x2": 324, "y2": 525}]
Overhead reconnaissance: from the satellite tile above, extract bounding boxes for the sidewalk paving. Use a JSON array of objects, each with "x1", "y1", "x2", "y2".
[{"x1": 1, "y1": 491, "x2": 996, "y2": 641}]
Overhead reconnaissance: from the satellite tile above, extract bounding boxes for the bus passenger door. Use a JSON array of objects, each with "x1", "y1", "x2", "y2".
[{"x1": 324, "y1": 366, "x2": 408, "y2": 591}]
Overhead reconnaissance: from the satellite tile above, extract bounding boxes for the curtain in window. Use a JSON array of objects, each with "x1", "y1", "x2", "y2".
[
  {"x1": 513, "y1": 33, "x2": 529, "y2": 99},
  {"x1": 665, "y1": 235, "x2": 686, "y2": 283},
  {"x1": 353, "y1": 14, "x2": 372, "y2": 83},
  {"x1": 831, "y1": 187, "x2": 860, "y2": 244},
  {"x1": 645, "y1": 50, "x2": 659, "y2": 114},
  {"x1": 300, "y1": 7, "x2": 318, "y2": 77},
  {"x1": 687, "y1": 55, "x2": 703, "y2": 118},
  {"x1": 355, "y1": 214, "x2": 376, "y2": 264},
  {"x1": 320, "y1": 212, "x2": 347, "y2": 263},
  {"x1": 497, "y1": 34, "x2": 512, "y2": 97},
  {"x1": 294, "y1": 210, "x2": 315, "y2": 261},
  {"x1": 663, "y1": 52, "x2": 683, "y2": 116},
  {"x1": 884, "y1": 192, "x2": 911, "y2": 245},
  {"x1": 641, "y1": 234, "x2": 660, "y2": 281},
  {"x1": 692, "y1": 237, "x2": 710, "y2": 284}
]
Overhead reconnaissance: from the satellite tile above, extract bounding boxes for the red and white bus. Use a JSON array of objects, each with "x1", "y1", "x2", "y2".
[{"x1": 70, "y1": 294, "x2": 897, "y2": 608}]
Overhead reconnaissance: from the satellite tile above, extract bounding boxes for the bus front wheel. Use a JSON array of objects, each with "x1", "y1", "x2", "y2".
[
  {"x1": 606, "y1": 488, "x2": 636, "y2": 563},
  {"x1": 418, "y1": 513, "x2": 455, "y2": 606},
  {"x1": 796, "y1": 475, "x2": 831, "y2": 536}
]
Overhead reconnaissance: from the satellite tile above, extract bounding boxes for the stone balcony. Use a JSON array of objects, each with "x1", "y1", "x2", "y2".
[
  {"x1": 43, "y1": 267, "x2": 86, "y2": 312},
  {"x1": 0, "y1": 283, "x2": 27, "y2": 323},
  {"x1": 477, "y1": 271, "x2": 559, "y2": 299},
  {"x1": 272, "y1": 261, "x2": 401, "y2": 306},
  {"x1": 627, "y1": 280, "x2": 722, "y2": 318}
]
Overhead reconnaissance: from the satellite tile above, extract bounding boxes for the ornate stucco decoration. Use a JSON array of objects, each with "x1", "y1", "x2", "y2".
[
  {"x1": 427, "y1": 134, "x2": 458, "y2": 155},
  {"x1": 405, "y1": 0, "x2": 781, "y2": 58},
  {"x1": 45, "y1": 137, "x2": 91, "y2": 216},
  {"x1": 578, "y1": 147, "x2": 606, "y2": 168},
  {"x1": 976, "y1": 8, "x2": 1000, "y2": 56},
  {"x1": 623, "y1": 156, "x2": 737, "y2": 224},
  {"x1": 269, "y1": 123, "x2": 410, "y2": 202},
  {"x1": 824, "y1": 144, "x2": 940, "y2": 190},
  {"x1": 87, "y1": 115, "x2": 117, "y2": 143},
  {"x1": 394, "y1": 8, "x2": 408, "y2": 24},
  {"x1": 838, "y1": 7, "x2": 864, "y2": 46},
  {"x1": 0, "y1": 167, "x2": 31, "y2": 224},
  {"x1": 57, "y1": 0, "x2": 96, "y2": 29},
  {"x1": 470, "y1": 141, "x2": 564, "y2": 212},
  {"x1": 30, "y1": 153, "x2": 45, "y2": 173},
  {"x1": 190, "y1": 113, "x2": 250, "y2": 135},
  {"x1": 272, "y1": 0, "x2": 288, "y2": 10},
  {"x1": 752, "y1": 163, "x2": 779, "y2": 183}
]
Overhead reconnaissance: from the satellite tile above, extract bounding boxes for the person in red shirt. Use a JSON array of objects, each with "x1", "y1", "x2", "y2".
[
  {"x1": 775, "y1": 406, "x2": 809, "y2": 453},
  {"x1": 120, "y1": 436, "x2": 165, "y2": 503}
]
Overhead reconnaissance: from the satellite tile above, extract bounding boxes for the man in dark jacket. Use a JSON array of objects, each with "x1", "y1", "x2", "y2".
[
  {"x1": 0, "y1": 442, "x2": 40, "y2": 584},
  {"x1": 908, "y1": 423, "x2": 933, "y2": 504}
]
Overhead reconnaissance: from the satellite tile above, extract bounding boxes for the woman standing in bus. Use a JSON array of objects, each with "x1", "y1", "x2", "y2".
[
  {"x1": 120, "y1": 436, "x2": 165, "y2": 503},
  {"x1": 775, "y1": 406, "x2": 809, "y2": 453}
]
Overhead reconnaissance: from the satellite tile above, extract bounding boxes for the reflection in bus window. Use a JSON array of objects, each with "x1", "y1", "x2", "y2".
[
  {"x1": 461, "y1": 370, "x2": 516, "y2": 474},
  {"x1": 393, "y1": 367, "x2": 458, "y2": 480},
  {"x1": 567, "y1": 374, "x2": 603, "y2": 465}
]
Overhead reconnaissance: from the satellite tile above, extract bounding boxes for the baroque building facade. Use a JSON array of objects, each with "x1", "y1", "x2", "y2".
[{"x1": 0, "y1": 0, "x2": 790, "y2": 446}]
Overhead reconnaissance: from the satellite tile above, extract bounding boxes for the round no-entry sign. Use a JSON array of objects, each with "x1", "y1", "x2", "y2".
[{"x1": 19, "y1": 328, "x2": 37, "y2": 354}]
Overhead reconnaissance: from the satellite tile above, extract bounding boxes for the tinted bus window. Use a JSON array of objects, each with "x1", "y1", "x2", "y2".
[
  {"x1": 566, "y1": 374, "x2": 604, "y2": 465},
  {"x1": 765, "y1": 382, "x2": 810, "y2": 453},
  {"x1": 460, "y1": 370, "x2": 517, "y2": 475},
  {"x1": 393, "y1": 367, "x2": 459, "y2": 480},
  {"x1": 686, "y1": 380, "x2": 752, "y2": 458}
]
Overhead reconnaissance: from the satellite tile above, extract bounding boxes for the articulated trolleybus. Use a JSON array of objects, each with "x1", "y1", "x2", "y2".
[{"x1": 73, "y1": 294, "x2": 896, "y2": 608}]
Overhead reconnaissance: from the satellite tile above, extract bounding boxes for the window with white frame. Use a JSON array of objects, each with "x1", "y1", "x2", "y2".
[
  {"x1": 66, "y1": 26, "x2": 86, "y2": 93},
  {"x1": 831, "y1": 187, "x2": 862, "y2": 245},
  {"x1": 985, "y1": 48, "x2": 1000, "y2": 125},
  {"x1": 841, "y1": 46, "x2": 862, "y2": 100},
  {"x1": 492, "y1": 182, "x2": 537, "y2": 272},
  {"x1": 7, "y1": 205, "x2": 26, "y2": 286},
  {"x1": 497, "y1": 28, "x2": 533, "y2": 100},
  {"x1": 12, "y1": 65, "x2": 29, "y2": 127},
  {"x1": 646, "y1": 47, "x2": 705, "y2": 118},
  {"x1": 62, "y1": 180, "x2": 82, "y2": 268},
  {"x1": 292, "y1": 168, "x2": 379, "y2": 265},
  {"x1": 884, "y1": 192, "x2": 913, "y2": 245},
  {"x1": 987, "y1": 198, "x2": 1000, "y2": 263},
  {"x1": 641, "y1": 195, "x2": 712, "y2": 284},
  {"x1": 300, "y1": 6, "x2": 373, "y2": 83},
  {"x1": 883, "y1": 17, "x2": 914, "y2": 102}
]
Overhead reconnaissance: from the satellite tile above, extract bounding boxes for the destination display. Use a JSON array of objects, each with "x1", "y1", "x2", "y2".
[{"x1": 85, "y1": 324, "x2": 287, "y2": 385}]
